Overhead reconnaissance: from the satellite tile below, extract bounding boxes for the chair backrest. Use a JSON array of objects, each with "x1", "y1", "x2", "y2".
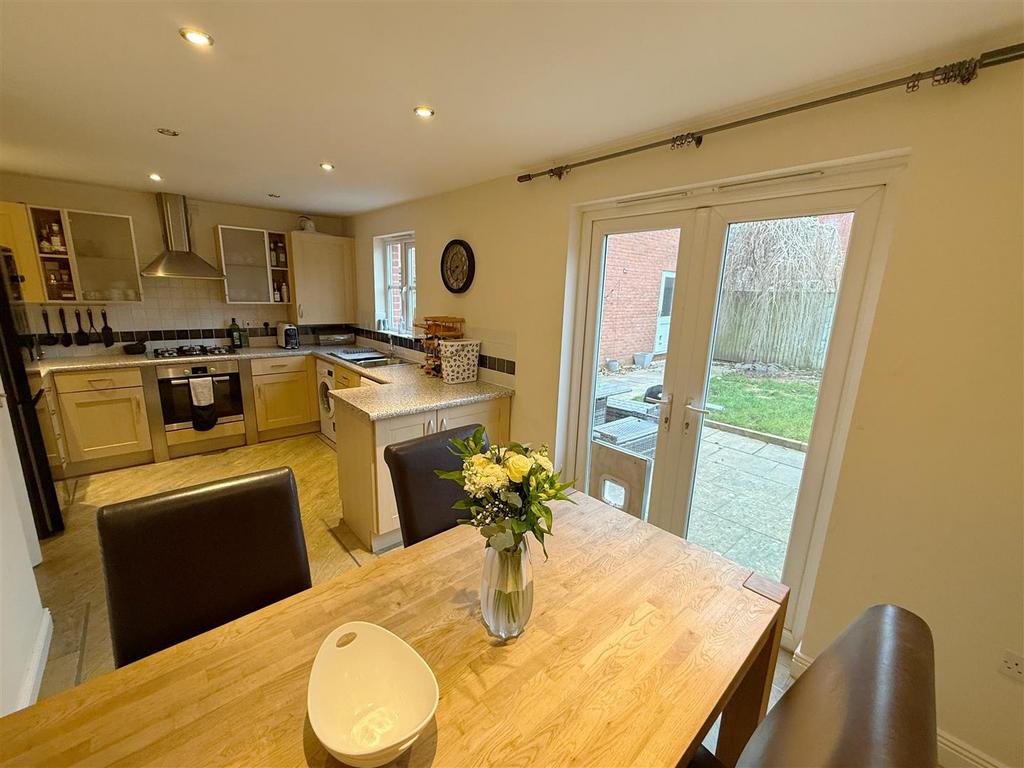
[
  {"x1": 97, "y1": 467, "x2": 311, "y2": 668},
  {"x1": 738, "y1": 604, "x2": 937, "y2": 768},
  {"x1": 383, "y1": 423, "x2": 488, "y2": 547}
]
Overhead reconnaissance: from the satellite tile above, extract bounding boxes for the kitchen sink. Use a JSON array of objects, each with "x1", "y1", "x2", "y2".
[{"x1": 328, "y1": 352, "x2": 405, "y2": 369}]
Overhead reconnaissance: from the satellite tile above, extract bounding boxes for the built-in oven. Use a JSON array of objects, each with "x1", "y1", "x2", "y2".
[{"x1": 156, "y1": 361, "x2": 244, "y2": 432}]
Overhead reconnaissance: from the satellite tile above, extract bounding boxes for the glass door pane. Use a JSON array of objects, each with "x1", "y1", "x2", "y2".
[
  {"x1": 684, "y1": 213, "x2": 854, "y2": 580},
  {"x1": 587, "y1": 225, "x2": 681, "y2": 519}
]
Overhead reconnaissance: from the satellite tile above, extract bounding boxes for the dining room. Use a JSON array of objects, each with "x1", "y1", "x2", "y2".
[{"x1": 1, "y1": 2, "x2": 1023, "y2": 768}]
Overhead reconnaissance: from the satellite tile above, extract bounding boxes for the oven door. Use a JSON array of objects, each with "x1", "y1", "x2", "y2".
[{"x1": 159, "y1": 374, "x2": 244, "y2": 430}]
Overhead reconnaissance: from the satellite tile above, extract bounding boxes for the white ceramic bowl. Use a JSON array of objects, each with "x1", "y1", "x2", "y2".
[{"x1": 307, "y1": 621, "x2": 439, "y2": 768}]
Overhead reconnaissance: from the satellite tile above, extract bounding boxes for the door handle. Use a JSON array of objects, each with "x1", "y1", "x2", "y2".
[
  {"x1": 298, "y1": 303, "x2": 304, "y2": 319},
  {"x1": 648, "y1": 392, "x2": 672, "y2": 428},
  {"x1": 685, "y1": 402, "x2": 710, "y2": 415}
]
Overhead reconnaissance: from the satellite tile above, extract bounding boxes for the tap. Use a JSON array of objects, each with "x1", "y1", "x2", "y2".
[{"x1": 387, "y1": 333, "x2": 396, "y2": 359}]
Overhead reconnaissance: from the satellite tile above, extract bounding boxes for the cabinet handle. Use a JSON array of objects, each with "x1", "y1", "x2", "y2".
[
  {"x1": 426, "y1": 418, "x2": 434, "y2": 433},
  {"x1": 298, "y1": 303, "x2": 304, "y2": 319},
  {"x1": 255, "y1": 384, "x2": 262, "y2": 401},
  {"x1": 89, "y1": 378, "x2": 116, "y2": 387},
  {"x1": 440, "y1": 417, "x2": 447, "y2": 431}
]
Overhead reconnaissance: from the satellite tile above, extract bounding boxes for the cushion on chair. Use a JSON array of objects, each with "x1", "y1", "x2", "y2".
[
  {"x1": 97, "y1": 467, "x2": 311, "y2": 667},
  {"x1": 383, "y1": 424, "x2": 488, "y2": 547}
]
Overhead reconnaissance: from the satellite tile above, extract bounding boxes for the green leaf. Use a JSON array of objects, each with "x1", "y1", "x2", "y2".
[{"x1": 488, "y1": 530, "x2": 515, "y2": 552}]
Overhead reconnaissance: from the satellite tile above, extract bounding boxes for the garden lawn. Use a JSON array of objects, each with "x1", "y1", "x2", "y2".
[{"x1": 706, "y1": 371, "x2": 819, "y2": 442}]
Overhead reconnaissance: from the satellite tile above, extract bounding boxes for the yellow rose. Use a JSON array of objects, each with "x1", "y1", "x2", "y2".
[
  {"x1": 469, "y1": 453, "x2": 492, "y2": 471},
  {"x1": 504, "y1": 453, "x2": 534, "y2": 483}
]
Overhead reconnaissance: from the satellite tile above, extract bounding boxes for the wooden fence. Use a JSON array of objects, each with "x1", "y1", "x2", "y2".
[{"x1": 712, "y1": 289, "x2": 837, "y2": 371}]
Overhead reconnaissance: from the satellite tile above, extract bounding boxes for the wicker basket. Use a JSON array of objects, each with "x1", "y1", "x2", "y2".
[{"x1": 438, "y1": 339, "x2": 481, "y2": 384}]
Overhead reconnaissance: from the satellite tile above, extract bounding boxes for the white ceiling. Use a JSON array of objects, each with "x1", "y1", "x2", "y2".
[{"x1": 1, "y1": 2, "x2": 1020, "y2": 215}]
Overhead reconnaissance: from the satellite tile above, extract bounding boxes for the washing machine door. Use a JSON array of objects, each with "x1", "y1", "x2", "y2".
[{"x1": 318, "y1": 378, "x2": 335, "y2": 416}]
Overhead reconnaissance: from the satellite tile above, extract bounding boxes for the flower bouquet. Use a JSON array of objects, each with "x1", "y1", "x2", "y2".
[{"x1": 436, "y1": 426, "x2": 573, "y2": 638}]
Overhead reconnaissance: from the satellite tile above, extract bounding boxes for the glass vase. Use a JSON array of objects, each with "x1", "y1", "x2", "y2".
[{"x1": 480, "y1": 538, "x2": 533, "y2": 639}]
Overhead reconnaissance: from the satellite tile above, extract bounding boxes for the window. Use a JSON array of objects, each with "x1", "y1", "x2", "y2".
[{"x1": 381, "y1": 235, "x2": 416, "y2": 332}]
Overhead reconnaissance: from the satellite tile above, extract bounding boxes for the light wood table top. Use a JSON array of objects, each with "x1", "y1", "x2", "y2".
[{"x1": 1, "y1": 493, "x2": 787, "y2": 768}]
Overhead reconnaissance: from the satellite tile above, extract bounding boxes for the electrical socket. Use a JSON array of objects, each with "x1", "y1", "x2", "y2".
[
  {"x1": 243, "y1": 319, "x2": 257, "y2": 328},
  {"x1": 1000, "y1": 650, "x2": 1023, "y2": 682}
]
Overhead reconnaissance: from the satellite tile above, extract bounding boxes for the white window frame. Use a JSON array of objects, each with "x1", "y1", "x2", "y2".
[{"x1": 378, "y1": 234, "x2": 416, "y2": 333}]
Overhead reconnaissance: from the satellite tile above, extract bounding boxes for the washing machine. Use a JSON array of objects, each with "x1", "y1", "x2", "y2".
[{"x1": 316, "y1": 359, "x2": 336, "y2": 445}]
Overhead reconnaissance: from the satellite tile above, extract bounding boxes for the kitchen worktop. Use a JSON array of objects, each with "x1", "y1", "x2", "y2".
[
  {"x1": 330, "y1": 362, "x2": 513, "y2": 421},
  {"x1": 25, "y1": 345, "x2": 398, "y2": 383}
]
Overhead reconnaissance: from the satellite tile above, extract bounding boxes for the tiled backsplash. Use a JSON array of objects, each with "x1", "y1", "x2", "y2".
[{"x1": 20, "y1": 289, "x2": 517, "y2": 373}]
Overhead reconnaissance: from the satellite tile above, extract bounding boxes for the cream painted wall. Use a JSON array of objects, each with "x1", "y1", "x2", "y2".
[{"x1": 348, "y1": 45, "x2": 1023, "y2": 764}]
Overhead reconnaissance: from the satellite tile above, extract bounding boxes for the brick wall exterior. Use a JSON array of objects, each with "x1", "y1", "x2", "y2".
[{"x1": 598, "y1": 228, "x2": 679, "y2": 366}]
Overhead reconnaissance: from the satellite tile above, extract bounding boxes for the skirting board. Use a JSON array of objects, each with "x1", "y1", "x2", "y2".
[
  {"x1": 15, "y1": 608, "x2": 52, "y2": 712},
  {"x1": 789, "y1": 643, "x2": 1010, "y2": 768}
]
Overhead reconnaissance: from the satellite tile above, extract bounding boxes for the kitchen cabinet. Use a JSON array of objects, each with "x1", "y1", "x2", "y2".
[
  {"x1": 337, "y1": 396, "x2": 511, "y2": 553},
  {"x1": 29, "y1": 373, "x2": 66, "y2": 472},
  {"x1": 21, "y1": 206, "x2": 142, "y2": 303},
  {"x1": 288, "y1": 231, "x2": 355, "y2": 325},
  {"x1": 251, "y1": 355, "x2": 315, "y2": 433},
  {"x1": 254, "y1": 372, "x2": 312, "y2": 430},
  {"x1": 217, "y1": 225, "x2": 291, "y2": 305},
  {"x1": 0, "y1": 201, "x2": 45, "y2": 302},
  {"x1": 59, "y1": 386, "x2": 151, "y2": 464},
  {"x1": 66, "y1": 210, "x2": 142, "y2": 302}
]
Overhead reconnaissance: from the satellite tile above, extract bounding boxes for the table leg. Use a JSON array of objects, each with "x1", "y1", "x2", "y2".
[{"x1": 716, "y1": 577, "x2": 789, "y2": 767}]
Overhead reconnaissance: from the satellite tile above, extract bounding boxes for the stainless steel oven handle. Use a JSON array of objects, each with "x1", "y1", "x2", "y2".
[
  {"x1": 170, "y1": 379, "x2": 189, "y2": 385},
  {"x1": 212, "y1": 376, "x2": 231, "y2": 382}
]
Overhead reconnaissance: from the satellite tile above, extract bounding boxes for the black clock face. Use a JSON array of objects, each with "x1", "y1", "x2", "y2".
[{"x1": 441, "y1": 239, "x2": 475, "y2": 293}]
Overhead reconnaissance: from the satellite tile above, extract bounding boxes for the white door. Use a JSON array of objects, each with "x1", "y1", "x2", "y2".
[{"x1": 576, "y1": 183, "x2": 887, "y2": 646}]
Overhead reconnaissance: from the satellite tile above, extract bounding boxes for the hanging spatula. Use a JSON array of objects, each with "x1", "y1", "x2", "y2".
[
  {"x1": 58, "y1": 308, "x2": 72, "y2": 347},
  {"x1": 86, "y1": 308, "x2": 101, "y2": 344},
  {"x1": 100, "y1": 309, "x2": 115, "y2": 347},
  {"x1": 73, "y1": 309, "x2": 89, "y2": 346},
  {"x1": 40, "y1": 309, "x2": 58, "y2": 346}
]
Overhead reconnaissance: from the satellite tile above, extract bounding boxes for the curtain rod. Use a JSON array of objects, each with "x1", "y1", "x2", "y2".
[{"x1": 516, "y1": 41, "x2": 1024, "y2": 183}]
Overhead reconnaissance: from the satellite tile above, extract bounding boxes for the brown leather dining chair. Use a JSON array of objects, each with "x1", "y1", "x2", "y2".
[
  {"x1": 689, "y1": 603, "x2": 937, "y2": 768},
  {"x1": 97, "y1": 467, "x2": 312, "y2": 668},
  {"x1": 383, "y1": 423, "x2": 488, "y2": 547}
]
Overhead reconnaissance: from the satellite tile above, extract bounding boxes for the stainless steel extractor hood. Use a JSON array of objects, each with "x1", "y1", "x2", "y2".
[{"x1": 141, "y1": 193, "x2": 226, "y2": 279}]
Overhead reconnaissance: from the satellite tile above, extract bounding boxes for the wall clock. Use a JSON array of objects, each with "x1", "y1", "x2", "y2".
[{"x1": 440, "y1": 239, "x2": 475, "y2": 293}]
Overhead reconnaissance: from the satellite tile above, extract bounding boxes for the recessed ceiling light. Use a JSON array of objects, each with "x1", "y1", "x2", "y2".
[
  {"x1": 148, "y1": 173, "x2": 163, "y2": 182},
  {"x1": 319, "y1": 162, "x2": 335, "y2": 172},
  {"x1": 267, "y1": 193, "x2": 281, "y2": 198},
  {"x1": 156, "y1": 128, "x2": 180, "y2": 137},
  {"x1": 413, "y1": 105, "x2": 435, "y2": 119},
  {"x1": 179, "y1": 28, "x2": 214, "y2": 47}
]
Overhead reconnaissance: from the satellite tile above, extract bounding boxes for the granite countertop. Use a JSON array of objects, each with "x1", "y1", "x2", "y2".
[
  {"x1": 330, "y1": 364, "x2": 513, "y2": 422},
  {"x1": 25, "y1": 345, "x2": 397, "y2": 384},
  {"x1": 26, "y1": 344, "x2": 514, "y2": 421}
]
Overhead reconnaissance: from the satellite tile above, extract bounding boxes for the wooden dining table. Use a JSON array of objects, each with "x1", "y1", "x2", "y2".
[{"x1": 1, "y1": 492, "x2": 787, "y2": 768}]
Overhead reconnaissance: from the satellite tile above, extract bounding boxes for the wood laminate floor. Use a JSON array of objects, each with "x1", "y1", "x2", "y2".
[{"x1": 35, "y1": 434, "x2": 377, "y2": 700}]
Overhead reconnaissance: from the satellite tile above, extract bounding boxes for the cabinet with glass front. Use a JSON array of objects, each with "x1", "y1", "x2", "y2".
[
  {"x1": 218, "y1": 225, "x2": 292, "y2": 305},
  {"x1": 28, "y1": 206, "x2": 142, "y2": 303}
]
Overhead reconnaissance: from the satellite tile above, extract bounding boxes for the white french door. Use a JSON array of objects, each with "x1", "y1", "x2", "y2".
[{"x1": 573, "y1": 182, "x2": 888, "y2": 645}]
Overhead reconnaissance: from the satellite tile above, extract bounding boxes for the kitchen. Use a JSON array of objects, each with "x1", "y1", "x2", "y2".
[
  {"x1": 0, "y1": 174, "x2": 514, "y2": 694},
  {"x1": 1, "y1": 4, "x2": 1021, "y2": 767}
]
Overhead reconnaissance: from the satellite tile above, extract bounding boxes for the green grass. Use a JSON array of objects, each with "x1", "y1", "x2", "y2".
[{"x1": 704, "y1": 372, "x2": 819, "y2": 442}]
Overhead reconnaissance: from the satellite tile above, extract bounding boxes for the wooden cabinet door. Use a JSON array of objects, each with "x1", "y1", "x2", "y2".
[
  {"x1": 289, "y1": 232, "x2": 355, "y2": 325},
  {"x1": 0, "y1": 201, "x2": 45, "y2": 302},
  {"x1": 373, "y1": 410, "x2": 437, "y2": 534},
  {"x1": 254, "y1": 371, "x2": 312, "y2": 431},
  {"x1": 60, "y1": 387, "x2": 151, "y2": 463},
  {"x1": 438, "y1": 398, "x2": 510, "y2": 444}
]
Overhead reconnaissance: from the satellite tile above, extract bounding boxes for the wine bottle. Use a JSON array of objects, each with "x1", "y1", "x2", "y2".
[{"x1": 228, "y1": 317, "x2": 242, "y2": 348}]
